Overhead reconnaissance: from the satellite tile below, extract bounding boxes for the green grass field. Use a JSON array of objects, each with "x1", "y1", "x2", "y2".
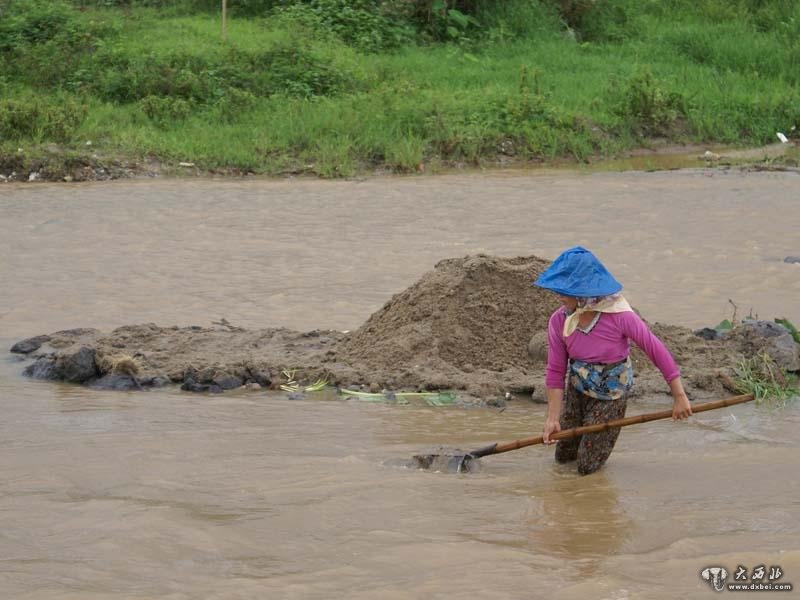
[{"x1": 1, "y1": 0, "x2": 798, "y2": 178}]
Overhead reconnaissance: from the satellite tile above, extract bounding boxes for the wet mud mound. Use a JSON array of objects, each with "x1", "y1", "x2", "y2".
[
  {"x1": 338, "y1": 255, "x2": 555, "y2": 371},
  {"x1": 333, "y1": 255, "x2": 558, "y2": 396},
  {"x1": 11, "y1": 253, "x2": 785, "y2": 401}
]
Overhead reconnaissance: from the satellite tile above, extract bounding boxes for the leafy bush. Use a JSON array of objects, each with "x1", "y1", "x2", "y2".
[
  {"x1": 91, "y1": 48, "x2": 257, "y2": 104},
  {"x1": 213, "y1": 87, "x2": 258, "y2": 121},
  {"x1": 0, "y1": 0, "x2": 79, "y2": 49},
  {"x1": 138, "y1": 95, "x2": 193, "y2": 124},
  {"x1": 93, "y1": 52, "x2": 215, "y2": 103},
  {"x1": 253, "y1": 43, "x2": 360, "y2": 97},
  {"x1": 404, "y1": 0, "x2": 483, "y2": 42},
  {"x1": 81, "y1": 29, "x2": 360, "y2": 104},
  {"x1": 613, "y1": 69, "x2": 686, "y2": 137},
  {"x1": 0, "y1": 95, "x2": 87, "y2": 142},
  {"x1": 273, "y1": 0, "x2": 413, "y2": 51},
  {"x1": 0, "y1": 0, "x2": 117, "y2": 51},
  {"x1": 0, "y1": 0, "x2": 118, "y2": 89}
]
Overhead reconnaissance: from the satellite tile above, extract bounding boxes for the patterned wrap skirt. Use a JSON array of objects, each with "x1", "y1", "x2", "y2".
[{"x1": 556, "y1": 358, "x2": 632, "y2": 475}]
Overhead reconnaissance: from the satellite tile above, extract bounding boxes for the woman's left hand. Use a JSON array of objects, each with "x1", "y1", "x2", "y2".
[
  {"x1": 668, "y1": 376, "x2": 692, "y2": 420},
  {"x1": 672, "y1": 393, "x2": 692, "y2": 420}
]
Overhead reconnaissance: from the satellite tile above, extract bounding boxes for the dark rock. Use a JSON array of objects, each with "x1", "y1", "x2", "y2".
[
  {"x1": 245, "y1": 365, "x2": 271, "y2": 387},
  {"x1": 508, "y1": 382, "x2": 536, "y2": 394},
  {"x1": 182, "y1": 366, "x2": 199, "y2": 384},
  {"x1": 693, "y1": 327, "x2": 719, "y2": 341},
  {"x1": 230, "y1": 365, "x2": 250, "y2": 381},
  {"x1": 10, "y1": 335, "x2": 51, "y2": 354},
  {"x1": 784, "y1": 256, "x2": 800, "y2": 264},
  {"x1": 54, "y1": 346, "x2": 98, "y2": 383},
  {"x1": 198, "y1": 367, "x2": 216, "y2": 383},
  {"x1": 138, "y1": 376, "x2": 170, "y2": 388},
  {"x1": 181, "y1": 381, "x2": 223, "y2": 393},
  {"x1": 742, "y1": 320, "x2": 785, "y2": 338},
  {"x1": 213, "y1": 372, "x2": 243, "y2": 390},
  {"x1": 23, "y1": 356, "x2": 58, "y2": 379},
  {"x1": 89, "y1": 373, "x2": 143, "y2": 391}
]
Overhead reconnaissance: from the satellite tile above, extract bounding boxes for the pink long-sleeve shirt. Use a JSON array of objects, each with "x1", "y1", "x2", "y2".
[{"x1": 545, "y1": 308, "x2": 680, "y2": 389}]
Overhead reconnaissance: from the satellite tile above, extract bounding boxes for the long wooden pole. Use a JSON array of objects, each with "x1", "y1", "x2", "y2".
[{"x1": 483, "y1": 393, "x2": 755, "y2": 456}]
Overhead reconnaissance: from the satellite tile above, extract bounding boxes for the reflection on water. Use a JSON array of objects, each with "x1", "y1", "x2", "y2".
[
  {"x1": 1, "y1": 171, "x2": 799, "y2": 598},
  {"x1": 531, "y1": 471, "x2": 631, "y2": 563}
]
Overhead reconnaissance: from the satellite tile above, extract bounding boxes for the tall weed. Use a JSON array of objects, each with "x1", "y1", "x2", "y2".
[
  {"x1": 307, "y1": 135, "x2": 356, "y2": 177},
  {"x1": 384, "y1": 135, "x2": 426, "y2": 171},
  {"x1": 613, "y1": 69, "x2": 686, "y2": 137},
  {"x1": 0, "y1": 94, "x2": 87, "y2": 142}
]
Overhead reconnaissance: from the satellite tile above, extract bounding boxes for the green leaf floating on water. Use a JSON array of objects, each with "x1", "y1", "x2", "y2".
[
  {"x1": 338, "y1": 389, "x2": 457, "y2": 406},
  {"x1": 338, "y1": 388, "x2": 407, "y2": 403}
]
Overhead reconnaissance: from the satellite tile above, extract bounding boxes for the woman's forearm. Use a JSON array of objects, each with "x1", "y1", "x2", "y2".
[
  {"x1": 669, "y1": 376, "x2": 687, "y2": 398},
  {"x1": 543, "y1": 387, "x2": 564, "y2": 444},
  {"x1": 545, "y1": 387, "x2": 564, "y2": 422}
]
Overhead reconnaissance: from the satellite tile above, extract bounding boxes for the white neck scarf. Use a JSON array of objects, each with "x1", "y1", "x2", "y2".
[{"x1": 563, "y1": 294, "x2": 633, "y2": 337}]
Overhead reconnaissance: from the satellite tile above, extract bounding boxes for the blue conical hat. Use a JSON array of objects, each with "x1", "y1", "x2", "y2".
[{"x1": 533, "y1": 246, "x2": 622, "y2": 297}]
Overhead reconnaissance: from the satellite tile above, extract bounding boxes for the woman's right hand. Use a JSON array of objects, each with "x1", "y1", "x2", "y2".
[{"x1": 543, "y1": 419, "x2": 561, "y2": 444}]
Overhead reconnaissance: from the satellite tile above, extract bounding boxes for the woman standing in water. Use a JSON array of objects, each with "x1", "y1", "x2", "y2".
[{"x1": 534, "y1": 246, "x2": 692, "y2": 475}]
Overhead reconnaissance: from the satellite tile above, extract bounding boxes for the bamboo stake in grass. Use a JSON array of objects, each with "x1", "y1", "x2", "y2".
[{"x1": 221, "y1": 0, "x2": 227, "y2": 42}]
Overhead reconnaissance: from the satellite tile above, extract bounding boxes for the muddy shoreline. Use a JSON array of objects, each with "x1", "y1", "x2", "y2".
[
  {"x1": 1, "y1": 142, "x2": 796, "y2": 184},
  {"x1": 11, "y1": 255, "x2": 798, "y2": 403}
]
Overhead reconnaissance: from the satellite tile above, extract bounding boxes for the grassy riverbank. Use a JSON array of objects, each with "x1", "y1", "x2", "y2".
[{"x1": 1, "y1": 0, "x2": 798, "y2": 179}]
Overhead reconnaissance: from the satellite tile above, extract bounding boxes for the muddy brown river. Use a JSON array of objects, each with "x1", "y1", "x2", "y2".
[{"x1": 1, "y1": 169, "x2": 799, "y2": 598}]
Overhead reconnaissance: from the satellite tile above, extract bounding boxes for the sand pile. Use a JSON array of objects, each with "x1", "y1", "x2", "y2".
[
  {"x1": 338, "y1": 255, "x2": 555, "y2": 371},
  {"x1": 333, "y1": 255, "x2": 558, "y2": 396}
]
